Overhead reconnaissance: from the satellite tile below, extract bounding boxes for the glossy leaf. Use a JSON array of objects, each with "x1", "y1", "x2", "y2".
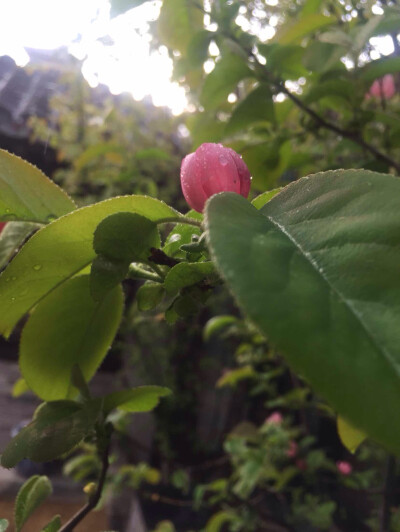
[
  {"x1": 164, "y1": 262, "x2": 216, "y2": 294},
  {"x1": 0, "y1": 149, "x2": 75, "y2": 223},
  {"x1": 15, "y1": 475, "x2": 52, "y2": 532},
  {"x1": 0, "y1": 195, "x2": 178, "y2": 337},
  {"x1": 205, "y1": 170, "x2": 400, "y2": 454},
  {"x1": 20, "y1": 275, "x2": 123, "y2": 400},
  {"x1": 137, "y1": 282, "x2": 165, "y2": 311},
  {"x1": 226, "y1": 84, "x2": 275, "y2": 135},
  {"x1": 200, "y1": 55, "x2": 253, "y2": 110},
  {"x1": 103, "y1": 386, "x2": 171, "y2": 414},
  {"x1": 1, "y1": 400, "x2": 100, "y2": 468}
]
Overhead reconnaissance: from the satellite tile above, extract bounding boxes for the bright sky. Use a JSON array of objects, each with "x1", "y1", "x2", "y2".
[{"x1": 0, "y1": 0, "x2": 187, "y2": 115}]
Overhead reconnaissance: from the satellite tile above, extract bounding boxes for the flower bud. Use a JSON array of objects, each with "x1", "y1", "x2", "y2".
[
  {"x1": 180, "y1": 143, "x2": 251, "y2": 212},
  {"x1": 336, "y1": 460, "x2": 352, "y2": 475},
  {"x1": 265, "y1": 411, "x2": 283, "y2": 425},
  {"x1": 367, "y1": 74, "x2": 395, "y2": 100}
]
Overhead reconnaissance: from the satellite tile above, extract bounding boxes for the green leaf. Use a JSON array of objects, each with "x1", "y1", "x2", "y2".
[
  {"x1": 187, "y1": 30, "x2": 214, "y2": 68},
  {"x1": 103, "y1": 386, "x2": 171, "y2": 414},
  {"x1": 303, "y1": 79, "x2": 355, "y2": 106},
  {"x1": 217, "y1": 365, "x2": 256, "y2": 388},
  {"x1": 203, "y1": 315, "x2": 239, "y2": 341},
  {"x1": 137, "y1": 282, "x2": 165, "y2": 311},
  {"x1": 187, "y1": 112, "x2": 226, "y2": 148},
  {"x1": 206, "y1": 511, "x2": 236, "y2": 532},
  {"x1": 0, "y1": 150, "x2": 75, "y2": 223},
  {"x1": 70, "y1": 365, "x2": 91, "y2": 401},
  {"x1": 273, "y1": 14, "x2": 334, "y2": 44},
  {"x1": 302, "y1": 0, "x2": 323, "y2": 15},
  {"x1": 12, "y1": 378, "x2": 30, "y2": 398},
  {"x1": 74, "y1": 143, "x2": 123, "y2": 170},
  {"x1": 359, "y1": 56, "x2": 400, "y2": 84},
  {"x1": 0, "y1": 222, "x2": 38, "y2": 270},
  {"x1": 225, "y1": 84, "x2": 275, "y2": 136},
  {"x1": 200, "y1": 55, "x2": 253, "y2": 110},
  {"x1": 90, "y1": 254, "x2": 128, "y2": 302},
  {"x1": 0, "y1": 195, "x2": 178, "y2": 337},
  {"x1": 40, "y1": 515, "x2": 61, "y2": 532},
  {"x1": 0, "y1": 519, "x2": 8, "y2": 532},
  {"x1": 337, "y1": 416, "x2": 366, "y2": 454},
  {"x1": 14, "y1": 475, "x2": 52, "y2": 532},
  {"x1": 302, "y1": 41, "x2": 344, "y2": 73},
  {"x1": 20, "y1": 275, "x2": 123, "y2": 401},
  {"x1": 251, "y1": 188, "x2": 282, "y2": 209},
  {"x1": 93, "y1": 212, "x2": 159, "y2": 262},
  {"x1": 258, "y1": 44, "x2": 307, "y2": 78},
  {"x1": 205, "y1": 170, "x2": 400, "y2": 454},
  {"x1": 164, "y1": 262, "x2": 216, "y2": 295},
  {"x1": 163, "y1": 211, "x2": 203, "y2": 258},
  {"x1": 158, "y1": 0, "x2": 202, "y2": 53},
  {"x1": 1, "y1": 400, "x2": 100, "y2": 468}
]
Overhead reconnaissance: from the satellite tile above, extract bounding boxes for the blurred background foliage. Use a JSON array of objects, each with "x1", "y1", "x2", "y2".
[{"x1": 2, "y1": 0, "x2": 400, "y2": 530}]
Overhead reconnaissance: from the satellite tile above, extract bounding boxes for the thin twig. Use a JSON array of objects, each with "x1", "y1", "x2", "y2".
[{"x1": 59, "y1": 437, "x2": 111, "y2": 532}]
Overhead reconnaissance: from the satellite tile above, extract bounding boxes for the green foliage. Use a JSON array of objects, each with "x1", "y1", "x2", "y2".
[
  {"x1": 14, "y1": 475, "x2": 52, "y2": 532},
  {"x1": 137, "y1": 282, "x2": 165, "y2": 311},
  {"x1": 1, "y1": 400, "x2": 100, "y2": 468},
  {"x1": 0, "y1": 520, "x2": 8, "y2": 532},
  {"x1": 20, "y1": 275, "x2": 123, "y2": 400},
  {"x1": 0, "y1": 222, "x2": 38, "y2": 270},
  {"x1": 158, "y1": 0, "x2": 202, "y2": 53},
  {"x1": 0, "y1": 150, "x2": 75, "y2": 223},
  {"x1": 337, "y1": 416, "x2": 366, "y2": 454},
  {"x1": 206, "y1": 170, "x2": 400, "y2": 454},
  {"x1": 40, "y1": 515, "x2": 61, "y2": 532},
  {"x1": 226, "y1": 83, "x2": 275, "y2": 135},
  {"x1": 164, "y1": 262, "x2": 216, "y2": 295},
  {"x1": 103, "y1": 386, "x2": 171, "y2": 414}
]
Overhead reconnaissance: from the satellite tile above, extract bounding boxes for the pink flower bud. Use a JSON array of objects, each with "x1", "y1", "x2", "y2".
[
  {"x1": 286, "y1": 440, "x2": 298, "y2": 458},
  {"x1": 336, "y1": 461, "x2": 352, "y2": 475},
  {"x1": 180, "y1": 143, "x2": 251, "y2": 212},
  {"x1": 265, "y1": 412, "x2": 283, "y2": 425},
  {"x1": 367, "y1": 75, "x2": 395, "y2": 100},
  {"x1": 0, "y1": 222, "x2": 6, "y2": 234}
]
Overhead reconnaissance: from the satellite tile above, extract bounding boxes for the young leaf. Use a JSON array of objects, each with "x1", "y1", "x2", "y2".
[
  {"x1": 137, "y1": 282, "x2": 165, "y2": 311},
  {"x1": 251, "y1": 189, "x2": 282, "y2": 210},
  {"x1": 205, "y1": 170, "x2": 400, "y2": 454},
  {"x1": 1, "y1": 400, "x2": 100, "y2": 468},
  {"x1": 40, "y1": 515, "x2": 61, "y2": 532},
  {"x1": 14, "y1": 475, "x2": 52, "y2": 532},
  {"x1": 0, "y1": 195, "x2": 179, "y2": 337},
  {"x1": 0, "y1": 150, "x2": 75, "y2": 223},
  {"x1": 20, "y1": 275, "x2": 123, "y2": 401},
  {"x1": 103, "y1": 386, "x2": 171, "y2": 414},
  {"x1": 164, "y1": 262, "x2": 216, "y2": 295}
]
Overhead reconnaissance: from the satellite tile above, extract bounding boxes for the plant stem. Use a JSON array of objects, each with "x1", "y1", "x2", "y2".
[
  {"x1": 128, "y1": 264, "x2": 162, "y2": 282},
  {"x1": 156, "y1": 216, "x2": 203, "y2": 228},
  {"x1": 59, "y1": 434, "x2": 111, "y2": 532}
]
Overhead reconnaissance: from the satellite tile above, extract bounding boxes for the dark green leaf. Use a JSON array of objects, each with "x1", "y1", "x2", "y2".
[
  {"x1": 225, "y1": 84, "x2": 275, "y2": 135},
  {"x1": 205, "y1": 170, "x2": 400, "y2": 454},
  {"x1": 258, "y1": 44, "x2": 307, "y2": 78},
  {"x1": 302, "y1": 41, "x2": 343, "y2": 72},
  {"x1": 90, "y1": 254, "x2": 128, "y2": 302},
  {"x1": 40, "y1": 515, "x2": 61, "y2": 532},
  {"x1": 15, "y1": 475, "x2": 52, "y2": 532},
  {"x1": 164, "y1": 262, "x2": 216, "y2": 295},
  {"x1": 93, "y1": 212, "x2": 159, "y2": 262},
  {"x1": 0, "y1": 195, "x2": 178, "y2": 337},
  {"x1": 303, "y1": 80, "x2": 355, "y2": 106},
  {"x1": 103, "y1": 386, "x2": 171, "y2": 414},
  {"x1": 203, "y1": 315, "x2": 239, "y2": 341},
  {"x1": 137, "y1": 282, "x2": 165, "y2": 311},
  {"x1": 200, "y1": 55, "x2": 254, "y2": 110},
  {"x1": 359, "y1": 56, "x2": 400, "y2": 84},
  {"x1": 0, "y1": 150, "x2": 75, "y2": 223},
  {"x1": 20, "y1": 275, "x2": 123, "y2": 400},
  {"x1": 1, "y1": 400, "x2": 100, "y2": 468}
]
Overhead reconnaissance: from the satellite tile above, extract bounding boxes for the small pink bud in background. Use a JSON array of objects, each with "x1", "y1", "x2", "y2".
[
  {"x1": 0, "y1": 222, "x2": 6, "y2": 234},
  {"x1": 336, "y1": 461, "x2": 352, "y2": 475},
  {"x1": 265, "y1": 412, "x2": 283, "y2": 425},
  {"x1": 367, "y1": 74, "x2": 395, "y2": 100},
  {"x1": 287, "y1": 440, "x2": 298, "y2": 458},
  {"x1": 180, "y1": 143, "x2": 251, "y2": 212}
]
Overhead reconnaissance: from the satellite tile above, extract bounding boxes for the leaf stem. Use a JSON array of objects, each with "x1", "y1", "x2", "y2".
[{"x1": 156, "y1": 216, "x2": 203, "y2": 228}]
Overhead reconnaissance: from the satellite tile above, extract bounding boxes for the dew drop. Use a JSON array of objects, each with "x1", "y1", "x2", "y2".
[
  {"x1": 219, "y1": 155, "x2": 229, "y2": 166},
  {"x1": 33, "y1": 264, "x2": 42, "y2": 271}
]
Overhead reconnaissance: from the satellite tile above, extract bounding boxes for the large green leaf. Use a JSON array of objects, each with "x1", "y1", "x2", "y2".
[
  {"x1": 1, "y1": 400, "x2": 100, "y2": 468},
  {"x1": 205, "y1": 170, "x2": 400, "y2": 454},
  {"x1": 273, "y1": 14, "x2": 334, "y2": 44},
  {"x1": 0, "y1": 222, "x2": 38, "y2": 270},
  {"x1": 0, "y1": 195, "x2": 178, "y2": 337},
  {"x1": 158, "y1": 0, "x2": 202, "y2": 53},
  {"x1": 0, "y1": 150, "x2": 75, "y2": 223},
  {"x1": 200, "y1": 55, "x2": 254, "y2": 111},
  {"x1": 20, "y1": 275, "x2": 123, "y2": 400},
  {"x1": 14, "y1": 475, "x2": 52, "y2": 532}
]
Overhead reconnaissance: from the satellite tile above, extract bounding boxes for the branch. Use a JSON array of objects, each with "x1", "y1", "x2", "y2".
[{"x1": 59, "y1": 436, "x2": 111, "y2": 532}]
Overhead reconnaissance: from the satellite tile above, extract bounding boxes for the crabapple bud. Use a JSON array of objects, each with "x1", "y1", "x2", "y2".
[{"x1": 180, "y1": 143, "x2": 251, "y2": 212}]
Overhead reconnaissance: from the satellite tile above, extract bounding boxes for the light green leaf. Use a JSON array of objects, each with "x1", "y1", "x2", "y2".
[
  {"x1": 0, "y1": 195, "x2": 178, "y2": 337},
  {"x1": 158, "y1": 0, "x2": 202, "y2": 53},
  {"x1": 1, "y1": 400, "x2": 100, "y2": 468},
  {"x1": 251, "y1": 188, "x2": 282, "y2": 209},
  {"x1": 359, "y1": 56, "x2": 400, "y2": 84},
  {"x1": 0, "y1": 519, "x2": 8, "y2": 532},
  {"x1": 15, "y1": 475, "x2": 52, "y2": 532},
  {"x1": 217, "y1": 365, "x2": 256, "y2": 388},
  {"x1": 205, "y1": 170, "x2": 400, "y2": 454},
  {"x1": 225, "y1": 84, "x2": 275, "y2": 135},
  {"x1": 90, "y1": 255, "x2": 128, "y2": 302},
  {"x1": 12, "y1": 378, "x2": 30, "y2": 398},
  {"x1": 164, "y1": 262, "x2": 216, "y2": 295},
  {"x1": 40, "y1": 515, "x2": 61, "y2": 532},
  {"x1": 20, "y1": 275, "x2": 123, "y2": 400},
  {"x1": 103, "y1": 386, "x2": 171, "y2": 414},
  {"x1": 163, "y1": 210, "x2": 203, "y2": 258},
  {"x1": 302, "y1": 0, "x2": 323, "y2": 15},
  {"x1": 206, "y1": 511, "x2": 236, "y2": 532},
  {"x1": 187, "y1": 30, "x2": 214, "y2": 68},
  {"x1": 337, "y1": 416, "x2": 366, "y2": 454},
  {"x1": 258, "y1": 44, "x2": 307, "y2": 78},
  {"x1": 273, "y1": 14, "x2": 335, "y2": 44},
  {"x1": 137, "y1": 282, "x2": 165, "y2": 311},
  {"x1": 203, "y1": 315, "x2": 239, "y2": 341},
  {"x1": 187, "y1": 112, "x2": 226, "y2": 148},
  {"x1": 200, "y1": 54, "x2": 254, "y2": 110},
  {"x1": 0, "y1": 222, "x2": 38, "y2": 270},
  {"x1": 0, "y1": 150, "x2": 75, "y2": 223}
]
